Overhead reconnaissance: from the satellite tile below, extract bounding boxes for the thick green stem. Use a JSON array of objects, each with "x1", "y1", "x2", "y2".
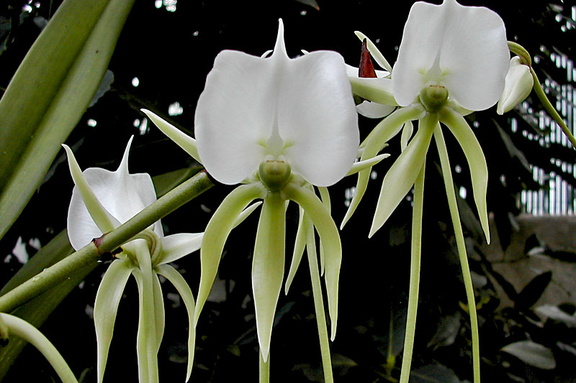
[
  {"x1": 398, "y1": 161, "x2": 426, "y2": 383},
  {"x1": 434, "y1": 127, "x2": 481, "y2": 383},
  {"x1": 0, "y1": 171, "x2": 213, "y2": 314}
]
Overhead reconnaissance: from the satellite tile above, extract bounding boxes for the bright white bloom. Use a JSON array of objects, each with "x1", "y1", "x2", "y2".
[
  {"x1": 64, "y1": 137, "x2": 202, "y2": 383},
  {"x1": 392, "y1": 0, "x2": 509, "y2": 111},
  {"x1": 146, "y1": 19, "x2": 359, "y2": 372},
  {"x1": 497, "y1": 56, "x2": 534, "y2": 114},
  {"x1": 195, "y1": 20, "x2": 358, "y2": 187}
]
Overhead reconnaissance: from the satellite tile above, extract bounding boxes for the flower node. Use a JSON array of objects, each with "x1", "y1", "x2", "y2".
[
  {"x1": 419, "y1": 84, "x2": 449, "y2": 113},
  {"x1": 259, "y1": 160, "x2": 292, "y2": 192}
]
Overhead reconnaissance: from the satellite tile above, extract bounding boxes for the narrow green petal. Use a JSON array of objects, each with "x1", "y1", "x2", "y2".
[
  {"x1": 317, "y1": 187, "x2": 332, "y2": 275},
  {"x1": 369, "y1": 114, "x2": 436, "y2": 237},
  {"x1": 130, "y1": 242, "x2": 160, "y2": 383},
  {"x1": 285, "y1": 206, "x2": 308, "y2": 294},
  {"x1": 347, "y1": 153, "x2": 390, "y2": 175},
  {"x1": 400, "y1": 121, "x2": 414, "y2": 152},
  {"x1": 252, "y1": 193, "x2": 286, "y2": 362},
  {"x1": 156, "y1": 264, "x2": 196, "y2": 382},
  {"x1": 342, "y1": 106, "x2": 424, "y2": 228},
  {"x1": 195, "y1": 183, "x2": 266, "y2": 324},
  {"x1": 0, "y1": 313, "x2": 78, "y2": 383},
  {"x1": 63, "y1": 144, "x2": 119, "y2": 233},
  {"x1": 440, "y1": 108, "x2": 490, "y2": 243},
  {"x1": 94, "y1": 259, "x2": 133, "y2": 383},
  {"x1": 284, "y1": 184, "x2": 341, "y2": 340},
  {"x1": 141, "y1": 109, "x2": 201, "y2": 164}
]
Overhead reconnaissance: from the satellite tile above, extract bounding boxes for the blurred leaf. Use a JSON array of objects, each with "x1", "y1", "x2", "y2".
[
  {"x1": 294, "y1": 0, "x2": 320, "y2": 10},
  {"x1": 0, "y1": 0, "x2": 135, "y2": 240},
  {"x1": 516, "y1": 271, "x2": 552, "y2": 310},
  {"x1": 153, "y1": 166, "x2": 203, "y2": 198},
  {"x1": 501, "y1": 340, "x2": 556, "y2": 370},
  {"x1": 410, "y1": 363, "x2": 464, "y2": 383},
  {"x1": 535, "y1": 304, "x2": 576, "y2": 327}
]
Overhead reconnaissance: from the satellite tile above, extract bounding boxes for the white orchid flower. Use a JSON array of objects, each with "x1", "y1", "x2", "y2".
[
  {"x1": 344, "y1": 0, "x2": 510, "y2": 234},
  {"x1": 340, "y1": 2, "x2": 510, "y2": 383},
  {"x1": 145, "y1": 19, "x2": 359, "y2": 374},
  {"x1": 497, "y1": 56, "x2": 534, "y2": 114},
  {"x1": 64, "y1": 137, "x2": 202, "y2": 383}
]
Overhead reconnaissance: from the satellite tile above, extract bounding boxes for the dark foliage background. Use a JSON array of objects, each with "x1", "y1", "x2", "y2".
[{"x1": 1, "y1": 0, "x2": 575, "y2": 382}]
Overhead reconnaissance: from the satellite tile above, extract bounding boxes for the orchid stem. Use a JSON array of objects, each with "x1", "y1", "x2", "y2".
[
  {"x1": 259, "y1": 350, "x2": 270, "y2": 383},
  {"x1": 434, "y1": 127, "x2": 481, "y2": 383},
  {"x1": 530, "y1": 68, "x2": 576, "y2": 148},
  {"x1": 306, "y1": 217, "x2": 334, "y2": 383},
  {"x1": 0, "y1": 171, "x2": 213, "y2": 314},
  {"x1": 398, "y1": 161, "x2": 425, "y2": 383}
]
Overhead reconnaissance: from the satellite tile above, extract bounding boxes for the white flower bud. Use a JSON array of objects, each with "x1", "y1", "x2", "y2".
[{"x1": 497, "y1": 56, "x2": 534, "y2": 115}]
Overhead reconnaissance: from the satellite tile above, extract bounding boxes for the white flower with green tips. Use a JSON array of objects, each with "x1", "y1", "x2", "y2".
[
  {"x1": 64, "y1": 137, "x2": 202, "y2": 383},
  {"x1": 144, "y1": 18, "x2": 363, "y2": 378}
]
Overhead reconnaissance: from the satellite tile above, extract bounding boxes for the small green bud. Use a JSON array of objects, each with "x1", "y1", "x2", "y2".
[
  {"x1": 259, "y1": 160, "x2": 291, "y2": 192},
  {"x1": 419, "y1": 84, "x2": 449, "y2": 113}
]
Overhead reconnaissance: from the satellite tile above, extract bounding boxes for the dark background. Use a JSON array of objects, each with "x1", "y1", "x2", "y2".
[{"x1": 1, "y1": 0, "x2": 575, "y2": 381}]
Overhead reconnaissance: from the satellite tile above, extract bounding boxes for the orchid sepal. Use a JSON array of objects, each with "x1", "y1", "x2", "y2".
[
  {"x1": 195, "y1": 183, "x2": 267, "y2": 325},
  {"x1": 141, "y1": 109, "x2": 202, "y2": 164},
  {"x1": 440, "y1": 107, "x2": 490, "y2": 243},
  {"x1": 252, "y1": 192, "x2": 286, "y2": 362},
  {"x1": 369, "y1": 114, "x2": 436, "y2": 237},
  {"x1": 342, "y1": 106, "x2": 425, "y2": 228},
  {"x1": 283, "y1": 183, "x2": 341, "y2": 340},
  {"x1": 94, "y1": 258, "x2": 133, "y2": 383}
]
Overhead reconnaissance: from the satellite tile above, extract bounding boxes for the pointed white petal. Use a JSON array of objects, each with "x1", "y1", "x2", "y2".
[
  {"x1": 157, "y1": 233, "x2": 203, "y2": 265},
  {"x1": 279, "y1": 51, "x2": 359, "y2": 186}
]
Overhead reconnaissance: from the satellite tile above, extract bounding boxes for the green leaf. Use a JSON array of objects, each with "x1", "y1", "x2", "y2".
[
  {"x1": 0, "y1": 0, "x2": 135, "y2": 240},
  {"x1": 501, "y1": 340, "x2": 556, "y2": 370}
]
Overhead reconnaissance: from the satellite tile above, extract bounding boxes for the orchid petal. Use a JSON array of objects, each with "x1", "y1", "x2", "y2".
[
  {"x1": 393, "y1": 0, "x2": 509, "y2": 110},
  {"x1": 279, "y1": 51, "x2": 359, "y2": 186},
  {"x1": 63, "y1": 144, "x2": 119, "y2": 249},
  {"x1": 94, "y1": 259, "x2": 133, "y2": 383},
  {"x1": 195, "y1": 49, "x2": 278, "y2": 185},
  {"x1": 157, "y1": 233, "x2": 203, "y2": 265},
  {"x1": 156, "y1": 264, "x2": 196, "y2": 382},
  {"x1": 252, "y1": 193, "x2": 286, "y2": 362},
  {"x1": 195, "y1": 183, "x2": 266, "y2": 324},
  {"x1": 354, "y1": 31, "x2": 393, "y2": 72},
  {"x1": 400, "y1": 121, "x2": 415, "y2": 152},
  {"x1": 0, "y1": 313, "x2": 78, "y2": 383},
  {"x1": 441, "y1": 108, "x2": 490, "y2": 243},
  {"x1": 284, "y1": 183, "x2": 341, "y2": 340},
  {"x1": 141, "y1": 109, "x2": 201, "y2": 164},
  {"x1": 66, "y1": 138, "x2": 161, "y2": 249},
  {"x1": 369, "y1": 115, "x2": 436, "y2": 237},
  {"x1": 357, "y1": 100, "x2": 396, "y2": 119}
]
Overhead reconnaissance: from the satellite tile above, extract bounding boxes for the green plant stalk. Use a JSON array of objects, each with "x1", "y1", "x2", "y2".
[
  {"x1": 398, "y1": 161, "x2": 425, "y2": 383},
  {"x1": 531, "y1": 68, "x2": 576, "y2": 148},
  {"x1": 0, "y1": 171, "x2": 213, "y2": 314},
  {"x1": 434, "y1": 127, "x2": 481, "y2": 383},
  {"x1": 305, "y1": 217, "x2": 334, "y2": 383},
  {"x1": 259, "y1": 350, "x2": 270, "y2": 383}
]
